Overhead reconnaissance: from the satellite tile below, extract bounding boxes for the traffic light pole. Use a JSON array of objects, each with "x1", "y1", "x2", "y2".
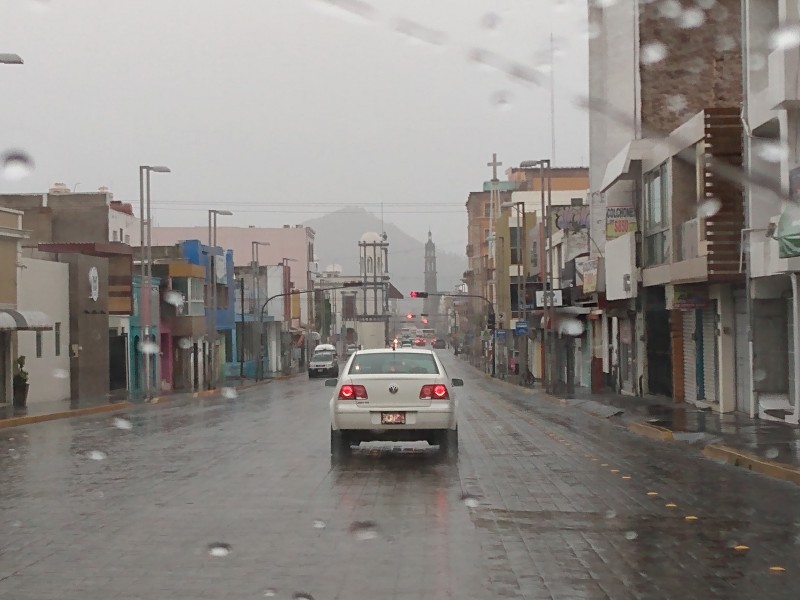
[
  {"x1": 415, "y1": 292, "x2": 496, "y2": 376},
  {"x1": 256, "y1": 282, "x2": 362, "y2": 380}
]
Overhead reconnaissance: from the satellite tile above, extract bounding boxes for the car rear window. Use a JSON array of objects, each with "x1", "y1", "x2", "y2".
[
  {"x1": 348, "y1": 352, "x2": 439, "y2": 375},
  {"x1": 313, "y1": 352, "x2": 334, "y2": 361}
]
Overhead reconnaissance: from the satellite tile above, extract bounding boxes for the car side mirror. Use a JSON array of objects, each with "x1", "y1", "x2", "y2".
[
  {"x1": 451, "y1": 378, "x2": 464, "y2": 387},
  {"x1": 325, "y1": 378, "x2": 338, "y2": 387}
]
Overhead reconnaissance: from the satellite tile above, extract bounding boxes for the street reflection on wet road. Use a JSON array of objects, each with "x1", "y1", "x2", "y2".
[{"x1": 1, "y1": 354, "x2": 800, "y2": 599}]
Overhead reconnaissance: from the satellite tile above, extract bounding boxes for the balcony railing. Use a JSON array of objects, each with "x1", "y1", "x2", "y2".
[{"x1": 678, "y1": 218, "x2": 699, "y2": 261}]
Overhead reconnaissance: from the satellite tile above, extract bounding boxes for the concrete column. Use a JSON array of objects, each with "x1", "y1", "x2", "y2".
[
  {"x1": 790, "y1": 274, "x2": 800, "y2": 424},
  {"x1": 712, "y1": 285, "x2": 736, "y2": 413}
]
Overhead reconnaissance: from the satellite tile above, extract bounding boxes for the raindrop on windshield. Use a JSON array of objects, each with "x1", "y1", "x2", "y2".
[
  {"x1": 164, "y1": 290, "x2": 184, "y2": 307},
  {"x1": 308, "y1": 0, "x2": 375, "y2": 24},
  {"x1": 666, "y1": 95, "x2": 688, "y2": 113},
  {"x1": 765, "y1": 447, "x2": 780, "y2": 459},
  {"x1": 480, "y1": 13, "x2": 501, "y2": 31},
  {"x1": 697, "y1": 0, "x2": 716, "y2": 9},
  {"x1": 1, "y1": 150, "x2": 34, "y2": 181},
  {"x1": 698, "y1": 198, "x2": 722, "y2": 218},
  {"x1": 640, "y1": 42, "x2": 668, "y2": 65},
  {"x1": 460, "y1": 493, "x2": 480, "y2": 508},
  {"x1": 605, "y1": 509, "x2": 617, "y2": 519},
  {"x1": 393, "y1": 18, "x2": 447, "y2": 47},
  {"x1": 559, "y1": 319, "x2": 585, "y2": 337},
  {"x1": 52, "y1": 368, "x2": 69, "y2": 379},
  {"x1": 113, "y1": 417, "x2": 133, "y2": 430},
  {"x1": 178, "y1": 337, "x2": 192, "y2": 350},
  {"x1": 11, "y1": 520, "x2": 22, "y2": 528},
  {"x1": 313, "y1": 519, "x2": 327, "y2": 529},
  {"x1": 491, "y1": 91, "x2": 513, "y2": 111},
  {"x1": 263, "y1": 591, "x2": 277, "y2": 598},
  {"x1": 769, "y1": 24, "x2": 800, "y2": 50},
  {"x1": 715, "y1": 35, "x2": 737, "y2": 53},
  {"x1": 221, "y1": 387, "x2": 238, "y2": 399},
  {"x1": 86, "y1": 450, "x2": 107, "y2": 461},
  {"x1": 679, "y1": 8, "x2": 705, "y2": 29},
  {"x1": 207, "y1": 542, "x2": 232, "y2": 557},
  {"x1": 138, "y1": 340, "x2": 159, "y2": 355},
  {"x1": 348, "y1": 520, "x2": 378, "y2": 541},
  {"x1": 625, "y1": 531, "x2": 638, "y2": 540},
  {"x1": 754, "y1": 140, "x2": 789, "y2": 163},
  {"x1": 8, "y1": 448, "x2": 20, "y2": 460},
  {"x1": 658, "y1": 0, "x2": 682, "y2": 19},
  {"x1": 753, "y1": 368, "x2": 767, "y2": 382},
  {"x1": 292, "y1": 594, "x2": 316, "y2": 600},
  {"x1": 750, "y1": 52, "x2": 767, "y2": 71}
]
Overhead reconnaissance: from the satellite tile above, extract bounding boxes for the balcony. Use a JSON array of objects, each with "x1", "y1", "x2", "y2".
[{"x1": 768, "y1": 46, "x2": 800, "y2": 110}]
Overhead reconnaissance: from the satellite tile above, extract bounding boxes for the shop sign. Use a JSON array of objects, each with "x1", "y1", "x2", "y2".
[
  {"x1": 89, "y1": 267, "x2": 99, "y2": 302},
  {"x1": 581, "y1": 259, "x2": 598, "y2": 294},
  {"x1": 606, "y1": 206, "x2": 638, "y2": 239},
  {"x1": 672, "y1": 285, "x2": 709, "y2": 310}
]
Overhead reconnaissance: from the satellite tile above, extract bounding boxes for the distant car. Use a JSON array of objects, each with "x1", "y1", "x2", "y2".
[
  {"x1": 415, "y1": 338, "x2": 426, "y2": 347},
  {"x1": 344, "y1": 343, "x2": 357, "y2": 357},
  {"x1": 433, "y1": 339, "x2": 446, "y2": 349},
  {"x1": 327, "y1": 348, "x2": 462, "y2": 459},
  {"x1": 400, "y1": 340, "x2": 413, "y2": 348},
  {"x1": 309, "y1": 351, "x2": 339, "y2": 378},
  {"x1": 313, "y1": 343, "x2": 338, "y2": 361}
]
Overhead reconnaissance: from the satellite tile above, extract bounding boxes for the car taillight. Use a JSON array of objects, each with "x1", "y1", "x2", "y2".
[
  {"x1": 338, "y1": 385, "x2": 367, "y2": 400},
  {"x1": 419, "y1": 384, "x2": 449, "y2": 400}
]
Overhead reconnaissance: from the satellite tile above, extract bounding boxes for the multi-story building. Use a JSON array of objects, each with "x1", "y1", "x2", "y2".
[
  {"x1": 743, "y1": 0, "x2": 800, "y2": 422},
  {"x1": 589, "y1": 0, "x2": 746, "y2": 411}
]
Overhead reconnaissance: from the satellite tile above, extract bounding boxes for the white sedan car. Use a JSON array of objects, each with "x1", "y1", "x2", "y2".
[{"x1": 326, "y1": 348, "x2": 462, "y2": 458}]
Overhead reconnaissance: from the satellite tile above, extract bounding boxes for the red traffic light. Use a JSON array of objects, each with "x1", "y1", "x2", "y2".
[
  {"x1": 406, "y1": 314, "x2": 415, "y2": 319},
  {"x1": 409, "y1": 291, "x2": 429, "y2": 298}
]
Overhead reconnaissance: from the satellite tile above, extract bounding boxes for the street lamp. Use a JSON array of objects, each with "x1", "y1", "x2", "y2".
[
  {"x1": 501, "y1": 199, "x2": 528, "y2": 384},
  {"x1": 138, "y1": 164, "x2": 170, "y2": 400},
  {"x1": 251, "y1": 241, "x2": 270, "y2": 379},
  {"x1": 207, "y1": 209, "x2": 233, "y2": 389},
  {"x1": 0, "y1": 53, "x2": 23, "y2": 65}
]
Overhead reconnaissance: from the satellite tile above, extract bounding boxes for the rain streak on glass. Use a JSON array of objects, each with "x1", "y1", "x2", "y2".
[
  {"x1": 393, "y1": 18, "x2": 448, "y2": 47},
  {"x1": 263, "y1": 591, "x2": 276, "y2": 598},
  {"x1": 309, "y1": 0, "x2": 376, "y2": 24},
  {"x1": 178, "y1": 337, "x2": 192, "y2": 350},
  {"x1": 559, "y1": 319, "x2": 585, "y2": 337},
  {"x1": 625, "y1": 531, "x2": 639, "y2": 540},
  {"x1": 678, "y1": 8, "x2": 705, "y2": 29},
  {"x1": 605, "y1": 509, "x2": 617, "y2": 519},
  {"x1": 480, "y1": 12, "x2": 501, "y2": 31},
  {"x1": 666, "y1": 94, "x2": 688, "y2": 113},
  {"x1": 164, "y1": 290, "x2": 184, "y2": 307},
  {"x1": 52, "y1": 368, "x2": 69, "y2": 379},
  {"x1": 491, "y1": 90, "x2": 513, "y2": 111},
  {"x1": 8, "y1": 448, "x2": 21, "y2": 460},
  {"x1": 658, "y1": 0, "x2": 682, "y2": 19},
  {"x1": 1, "y1": 150, "x2": 34, "y2": 181},
  {"x1": 313, "y1": 519, "x2": 327, "y2": 529},
  {"x1": 753, "y1": 368, "x2": 767, "y2": 382},
  {"x1": 765, "y1": 447, "x2": 780, "y2": 459},
  {"x1": 754, "y1": 140, "x2": 789, "y2": 163},
  {"x1": 207, "y1": 542, "x2": 232, "y2": 557},
  {"x1": 221, "y1": 387, "x2": 238, "y2": 399},
  {"x1": 86, "y1": 450, "x2": 107, "y2": 461},
  {"x1": 715, "y1": 35, "x2": 737, "y2": 53}
]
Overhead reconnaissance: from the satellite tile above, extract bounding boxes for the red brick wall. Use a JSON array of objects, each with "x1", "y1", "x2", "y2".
[{"x1": 639, "y1": 0, "x2": 742, "y2": 135}]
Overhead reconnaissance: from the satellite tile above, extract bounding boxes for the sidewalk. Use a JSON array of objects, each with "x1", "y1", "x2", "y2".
[
  {"x1": 460, "y1": 354, "x2": 800, "y2": 486},
  {"x1": 0, "y1": 376, "x2": 272, "y2": 429}
]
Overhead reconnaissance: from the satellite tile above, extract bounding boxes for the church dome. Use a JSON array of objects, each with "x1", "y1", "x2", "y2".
[{"x1": 360, "y1": 231, "x2": 384, "y2": 244}]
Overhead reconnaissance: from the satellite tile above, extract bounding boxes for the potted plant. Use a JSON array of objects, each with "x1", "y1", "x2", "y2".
[{"x1": 13, "y1": 355, "x2": 29, "y2": 408}]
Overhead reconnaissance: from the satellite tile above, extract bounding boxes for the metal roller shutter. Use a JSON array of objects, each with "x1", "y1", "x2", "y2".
[
  {"x1": 734, "y1": 291, "x2": 750, "y2": 412},
  {"x1": 683, "y1": 310, "x2": 697, "y2": 403},
  {"x1": 701, "y1": 303, "x2": 718, "y2": 402}
]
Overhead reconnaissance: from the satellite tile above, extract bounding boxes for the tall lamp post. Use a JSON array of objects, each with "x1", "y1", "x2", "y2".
[
  {"x1": 138, "y1": 164, "x2": 170, "y2": 400},
  {"x1": 207, "y1": 209, "x2": 233, "y2": 389},
  {"x1": 251, "y1": 241, "x2": 270, "y2": 379},
  {"x1": 501, "y1": 199, "x2": 528, "y2": 384}
]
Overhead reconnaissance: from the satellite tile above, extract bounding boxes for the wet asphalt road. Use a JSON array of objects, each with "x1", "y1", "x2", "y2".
[{"x1": 2, "y1": 353, "x2": 800, "y2": 599}]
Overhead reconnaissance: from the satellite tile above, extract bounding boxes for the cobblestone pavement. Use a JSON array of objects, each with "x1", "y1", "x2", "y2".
[{"x1": 1, "y1": 354, "x2": 800, "y2": 599}]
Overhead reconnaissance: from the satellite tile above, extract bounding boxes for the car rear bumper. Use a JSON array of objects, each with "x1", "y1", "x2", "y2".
[{"x1": 332, "y1": 402, "x2": 456, "y2": 431}]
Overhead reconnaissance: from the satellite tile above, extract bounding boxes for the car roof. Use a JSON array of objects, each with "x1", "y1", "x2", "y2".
[{"x1": 354, "y1": 348, "x2": 434, "y2": 355}]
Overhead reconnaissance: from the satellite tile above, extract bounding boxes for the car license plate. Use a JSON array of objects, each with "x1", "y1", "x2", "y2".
[{"x1": 381, "y1": 412, "x2": 405, "y2": 425}]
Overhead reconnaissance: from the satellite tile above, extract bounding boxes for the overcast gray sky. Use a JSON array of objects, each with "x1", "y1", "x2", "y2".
[{"x1": 0, "y1": 0, "x2": 588, "y2": 256}]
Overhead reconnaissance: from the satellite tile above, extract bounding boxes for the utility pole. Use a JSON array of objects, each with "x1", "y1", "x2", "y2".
[{"x1": 487, "y1": 153, "x2": 502, "y2": 378}]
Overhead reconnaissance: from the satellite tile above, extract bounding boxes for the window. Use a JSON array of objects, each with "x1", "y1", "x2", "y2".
[
  {"x1": 510, "y1": 227, "x2": 521, "y2": 264},
  {"x1": 112, "y1": 230, "x2": 118, "y2": 242},
  {"x1": 348, "y1": 352, "x2": 440, "y2": 375},
  {"x1": 484, "y1": 203, "x2": 491, "y2": 217},
  {"x1": 173, "y1": 278, "x2": 205, "y2": 316},
  {"x1": 36, "y1": 331, "x2": 43, "y2": 358},
  {"x1": 483, "y1": 229, "x2": 490, "y2": 242},
  {"x1": 644, "y1": 163, "x2": 671, "y2": 266},
  {"x1": 54, "y1": 323, "x2": 61, "y2": 356},
  {"x1": 366, "y1": 256, "x2": 373, "y2": 274}
]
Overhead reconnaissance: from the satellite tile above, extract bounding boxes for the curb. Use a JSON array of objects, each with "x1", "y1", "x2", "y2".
[
  {"x1": 703, "y1": 444, "x2": 800, "y2": 486},
  {"x1": 0, "y1": 379, "x2": 272, "y2": 430},
  {"x1": 628, "y1": 421, "x2": 675, "y2": 442}
]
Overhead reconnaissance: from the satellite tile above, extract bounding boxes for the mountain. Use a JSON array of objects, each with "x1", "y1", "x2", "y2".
[{"x1": 303, "y1": 207, "x2": 465, "y2": 298}]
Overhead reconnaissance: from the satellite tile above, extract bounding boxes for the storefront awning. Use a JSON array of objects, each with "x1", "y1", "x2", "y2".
[
  {"x1": 0, "y1": 309, "x2": 53, "y2": 331},
  {"x1": 600, "y1": 140, "x2": 654, "y2": 192}
]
